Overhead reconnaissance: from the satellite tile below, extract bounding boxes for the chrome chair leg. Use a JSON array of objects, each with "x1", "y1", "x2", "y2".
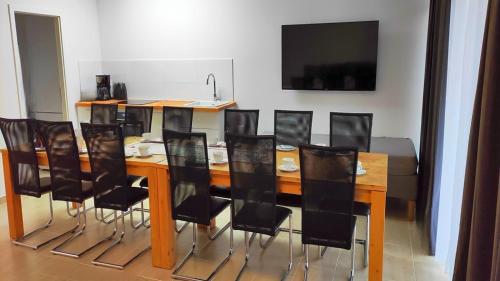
[
  {"x1": 130, "y1": 201, "x2": 150, "y2": 229},
  {"x1": 320, "y1": 246, "x2": 327, "y2": 257},
  {"x1": 350, "y1": 224, "x2": 356, "y2": 281},
  {"x1": 208, "y1": 220, "x2": 230, "y2": 240},
  {"x1": 238, "y1": 214, "x2": 293, "y2": 281},
  {"x1": 235, "y1": 231, "x2": 250, "y2": 281},
  {"x1": 304, "y1": 245, "x2": 309, "y2": 281},
  {"x1": 284, "y1": 214, "x2": 293, "y2": 280},
  {"x1": 12, "y1": 193, "x2": 74, "y2": 250},
  {"x1": 52, "y1": 202, "x2": 116, "y2": 258},
  {"x1": 66, "y1": 201, "x2": 78, "y2": 217},
  {"x1": 91, "y1": 211, "x2": 150, "y2": 269},
  {"x1": 172, "y1": 220, "x2": 233, "y2": 281}
]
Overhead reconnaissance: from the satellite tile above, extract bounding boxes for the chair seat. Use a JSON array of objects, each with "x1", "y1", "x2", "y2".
[
  {"x1": 175, "y1": 196, "x2": 230, "y2": 225},
  {"x1": 139, "y1": 177, "x2": 148, "y2": 188},
  {"x1": 354, "y1": 202, "x2": 370, "y2": 216},
  {"x1": 233, "y1": 204, "x2": 292, "y2": 236},
  {"x1": 96, "y1": 186, "x2": 149, "y2": 211},
  {"x1": 276, "y1": 193, "x2": 301, "y2": 207},
  {"x1": 39, "y1": 177, "x2": 52, "y2": 194},
  {"x1": 127, "y1": 175, "x2": 143, "y2": 186},
  {"x1": 209, "y1": 185, "x2": 231, "y2": 199},
  {"x1": 81, "y1": 172, "x2": 93, "y2": 181},
  {"x1": 51, "y1": 180, "x2": 94, "y2": 203},
  {"x1": 303, "y1": 216, "x2": 357, "y2": 250}
]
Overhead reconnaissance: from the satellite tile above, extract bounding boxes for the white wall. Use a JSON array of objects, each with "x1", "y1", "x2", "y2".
[
  {"x1": 0, "y1": 0, "x2": 102, "y2": 197},
  {"x1": 97, "y1": 0, "x2": 429, "y2": 147}
]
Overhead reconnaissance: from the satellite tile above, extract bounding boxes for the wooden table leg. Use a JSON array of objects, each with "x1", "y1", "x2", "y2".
[
  {"x1": 369, "y1": 191, "x2": 386, "y2": 281},
  {"x1": 1, "y1": 150, "x2": 24, "y2": 239},
  {"x1": 148, "y1": 167, "x2": 176, "y2": 269}
]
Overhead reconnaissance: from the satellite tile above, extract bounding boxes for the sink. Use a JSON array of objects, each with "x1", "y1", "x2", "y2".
[{"x1": 185, "y1": 100, "x2": 231, "y2": 107}]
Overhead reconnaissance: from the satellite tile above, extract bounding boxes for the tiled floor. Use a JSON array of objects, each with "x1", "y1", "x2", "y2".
[{"x1": 0, "y1": 194, "x2": 449, "y2": 281}]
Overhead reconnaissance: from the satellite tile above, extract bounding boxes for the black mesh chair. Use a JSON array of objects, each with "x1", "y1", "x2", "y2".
[
  {"x1": 330, "y1": 112, "x2": 373, "y2": 267},
  {"x1": 274, "y1": 110, "x2": 313, "y2": 209},
  {"x1": 274, "y1": 110, "x2": 313, "y2": 147},
  {"x1": 227, "y1": 134, "x2": 293, "y2": 280},
  {"x1": 300, "y1": 145, "x2": 358, "y2": 281},
  {"x1": 164, "y1": 130, "x2": 231, "y2": 281},
  {"x1": 138, "y1": 106, "x2": 194, "y2": 210},
  {"x1": 224, "y1": 109, "x2": 259, "y2": 140},
  {"x1": 122, "y1": 106, "x2": 153, "y2": 137},
  {"x1": 82, "y1": 123, "x2": 150, "y2": 269},
  {"x1": 330, "y1": 112, "x2": 373, "y2": 152},
  {"x1": 90, "y1": 104, "x2": 118, "y2": 124},
  {"x1": 0, "y1": 118, "x2": 75, "y2": 249},
  {"x1": 210, "y1": 109, "x2": 260, "y2": 200},
  {"x1": 162, "y1": 106, "x2": 193, "y2": 132},
  {"x1": 38, "y1": 121, "x2": 112, "y2": 258}
]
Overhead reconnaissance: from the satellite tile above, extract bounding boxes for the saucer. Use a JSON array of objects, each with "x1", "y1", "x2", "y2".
[
  {"x1": 210, "y1": 159, "x2": 228, "y2": 165},
  {"x1": 276, "y1": 145, "x2": 296, "y2": 152},
  {"x1": 135, "y1": 152, "x2": 152, "y2": 158},
  {"x1": 279, "y1": 164, "x2": 299, "y2": 172}
]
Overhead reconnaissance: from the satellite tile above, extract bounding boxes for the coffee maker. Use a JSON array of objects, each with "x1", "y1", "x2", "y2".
[{"x1": 96, "y1": 75, "x2": 111, "y2": 100}]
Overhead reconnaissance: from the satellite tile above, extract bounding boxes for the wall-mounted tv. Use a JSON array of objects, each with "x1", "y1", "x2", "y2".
[{"x1": 282, "y1": 21, "x2": 379, "y2": 91}]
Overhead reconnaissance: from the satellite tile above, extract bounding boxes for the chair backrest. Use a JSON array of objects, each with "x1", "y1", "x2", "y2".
[
  {"x1": 123, "y1": 106, "x2": 153, "y2": 136},
  {"x1": 90, "y1": 104, "x2": 118, "y2": 124},
  {"x1": 299, "y1": 144, "x2": 358, "y2": 249},
  {"x1": 163, "y1": 130, "x2": 211, "y2": 225},
  {"x1": 81, "y1": 123, "x2": 129, "y2": 209},
  {"x1": 274, "y1": 110, "x2": 313, "y2": 146},
  {"x1": 224, "y1": 109, "x2": 259, "y2": 140},
  {"x1": 330, "y1": 112, "x2": 373, "y2": 152},
  {"x1": 226, "y1": 134, "x2": 277, "y2": 233},
  {"x1": 0, "y1": 118, "x2": 43, "y2": 197},
  {"x1": 162, "y1": 106, "x2": 193, "y2": 133},
  {"x1": 38, "y1": 121, "x2": 85, "y2": 203}
]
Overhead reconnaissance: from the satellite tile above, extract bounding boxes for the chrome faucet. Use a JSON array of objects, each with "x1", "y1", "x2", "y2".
[{"x1": 206, "y1": 73, "x2": 220, "y2": 101}]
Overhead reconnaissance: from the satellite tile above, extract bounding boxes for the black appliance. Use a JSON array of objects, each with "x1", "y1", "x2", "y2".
[
  {"x1": 96, "y1": 75, "x2": 111, "y2": 100},
  {"x1": 112, "y1": 83, "x2": 128, "y2": 100},
  {"x1": 282, "y1": 21, "x2": 379, "y2": 91}
]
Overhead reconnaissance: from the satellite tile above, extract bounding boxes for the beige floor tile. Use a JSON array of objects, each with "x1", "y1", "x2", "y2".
[{"x1": 0, "y1": 196, "x2": 450, "y2": 281}]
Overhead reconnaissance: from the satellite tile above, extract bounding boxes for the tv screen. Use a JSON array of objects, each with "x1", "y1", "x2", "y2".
[{"x1": 282, "y1": 21, "x2": 379, "y2": 91}]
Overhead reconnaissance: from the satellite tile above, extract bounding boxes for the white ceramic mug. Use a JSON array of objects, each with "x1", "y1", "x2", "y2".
[
  {"x1": 282, "y1": 157, "x2": 296, "y2": 169},
  {"x1": 213, "y1": 151, "x2": 224, "y2": 162},
  {"x1": 137, "y1": 143, "x2": 151, "y2": 156},
  {"x1": 142, "y1": 132, "x2": 153, "y2": 141},
  {"x1": 357, "y1": 161, "x2": 364, "y2": 172}
]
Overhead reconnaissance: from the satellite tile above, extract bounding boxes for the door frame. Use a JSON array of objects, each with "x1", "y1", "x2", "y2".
[{"x1": 8, "y1": 4, "x2": 69, "y2": 120}]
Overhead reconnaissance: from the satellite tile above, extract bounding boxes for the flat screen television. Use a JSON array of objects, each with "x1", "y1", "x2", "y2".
[{"x1": 282, "y1": 21, "x2": 379, "y2": 91}]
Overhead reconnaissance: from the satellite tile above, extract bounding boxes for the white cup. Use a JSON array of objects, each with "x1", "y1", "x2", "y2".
[
  {"x1": 357, "y1": 161, "x2": 364, "y2": 172},
  {"x1": 282, "y1": 157, "x2": 296, "y2": 169},
  {"x1": 213, "y1": 151, "x2": 224, "y2": 162},
  {"x1": 137, "y1": 143, "x2": 151, "y2": 156}
]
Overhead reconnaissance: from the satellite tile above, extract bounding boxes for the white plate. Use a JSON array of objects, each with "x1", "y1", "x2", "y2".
[
  {"x1": 210, "y1": 159, "x2": 228, "y2": 165},
  {"x1": 278, "y1": 164, "x2": 299, "y2": 172},
  {"x1": 135, "y1": 153, "x2": 152, "y2": 158},
  {"x1": 276, "y1": 145, "x2": 296, "y2": 152},
  {"x1": 357, "y1": 169, "x2": 367, "y2": 176}
]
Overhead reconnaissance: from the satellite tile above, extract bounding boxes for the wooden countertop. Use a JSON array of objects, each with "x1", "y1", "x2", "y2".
[{"x1": 75, "y1": 99, "x2": 236, "y2": 112}]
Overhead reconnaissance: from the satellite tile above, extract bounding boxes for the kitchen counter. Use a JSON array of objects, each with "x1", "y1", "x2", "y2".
[{"x1": 75, "y1": 99, "x2": 236, "y2": 112}]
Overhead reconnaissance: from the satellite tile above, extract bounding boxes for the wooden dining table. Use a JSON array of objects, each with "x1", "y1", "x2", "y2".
[{"x1": 1, "y1": 141, "x2": 388, "y2": 281}]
